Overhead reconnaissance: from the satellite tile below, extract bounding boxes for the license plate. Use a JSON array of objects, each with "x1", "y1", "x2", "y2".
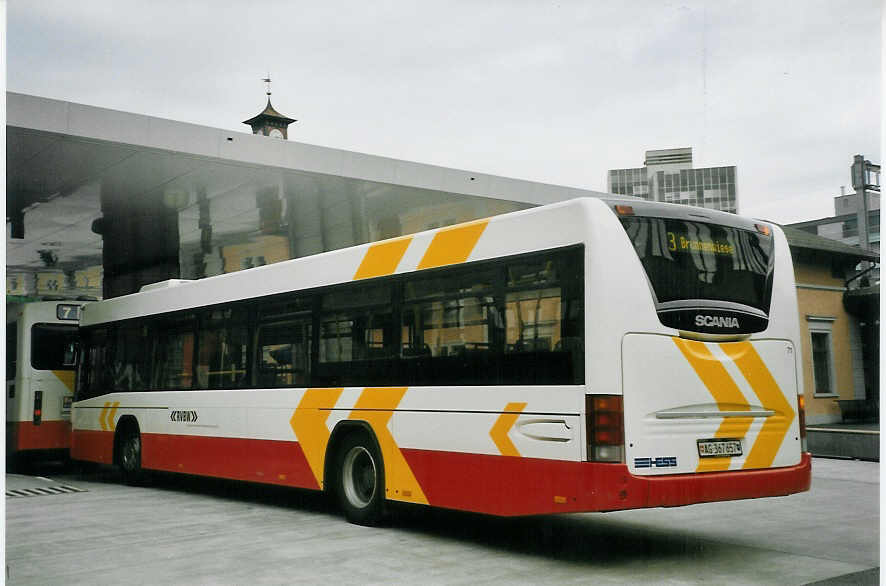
[{"x1": 697, "y1": 438, "x2": 742, "y2": 458}]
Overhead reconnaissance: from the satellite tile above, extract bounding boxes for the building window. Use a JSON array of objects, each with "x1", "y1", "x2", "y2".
[{"x1": 808, "y1": 317, "x2": 837, "y2": 396}]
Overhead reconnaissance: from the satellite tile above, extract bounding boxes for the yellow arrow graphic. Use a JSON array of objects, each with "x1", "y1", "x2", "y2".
[
  {"x1": 290, "y1": 388, "x2": 344, "y2": 489},
  {"x1": 349, "y1": 387, "x2": 428, "y2": 505},
  {"x1": 99, "y1": 402, "x2": 111, "y2": 431},
  {"x1": 722, "y1": 342, "x2": 795, "y2": 469},
  {"x1": 99, "y1": 401, "x2": 120, "y2": 432},
  {"x1": 107, "y1": 402, "x2": 119, "y2": 432},
  {"x1": 490, "y1": 402, "x2": 527, "y2": 457},
  {"x1": 673, "y1": 339, "x2": 753, "y2": 472}
]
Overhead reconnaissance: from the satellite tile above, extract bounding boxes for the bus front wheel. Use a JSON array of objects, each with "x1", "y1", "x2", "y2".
[{"x1": 336, "y1": 431, "x2": 385, "y2": 526}]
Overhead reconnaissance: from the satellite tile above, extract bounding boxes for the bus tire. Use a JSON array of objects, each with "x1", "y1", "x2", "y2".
[
  {"x1": 335, "y1": 431, "x2": 385, "y2": 526},
  {"x1": 116, "y1": 423, "x2": 144, "y2": 486}
]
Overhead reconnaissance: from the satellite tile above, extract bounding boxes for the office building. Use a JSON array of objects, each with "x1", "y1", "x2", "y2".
[
  {"x1": 789, "y1": 188, "x2": 880, "y2": 252},
  {"x1": 608, "y1": 147, "x2": 738, "y2": 213}
]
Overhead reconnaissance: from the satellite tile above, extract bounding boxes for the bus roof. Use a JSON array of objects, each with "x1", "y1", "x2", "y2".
[{"x1": 79, "y1": 196, "x2": 774, "y2": 327}]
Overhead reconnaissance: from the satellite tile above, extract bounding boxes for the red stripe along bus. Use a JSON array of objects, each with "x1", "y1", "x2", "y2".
[{"x1": 71, "y1": 197, "x2": 811, "y2": 524}]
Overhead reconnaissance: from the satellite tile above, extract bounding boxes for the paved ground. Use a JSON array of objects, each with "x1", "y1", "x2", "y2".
[{"x1": 4, "y1": 457, "x2": 879, "y2": 585}]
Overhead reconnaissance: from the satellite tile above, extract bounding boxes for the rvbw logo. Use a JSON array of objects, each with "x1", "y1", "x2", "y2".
[
  {"x1": 170, "y1": 410, "x2": 198, "y2": 423},
  {"x1": 695, "y1": 315, "x2": 740, "y2": 328}
]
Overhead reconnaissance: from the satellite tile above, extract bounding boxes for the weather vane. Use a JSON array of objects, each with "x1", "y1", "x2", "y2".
[{"x1": 262, "y1": 74, "x2": 272, "y2": 97}]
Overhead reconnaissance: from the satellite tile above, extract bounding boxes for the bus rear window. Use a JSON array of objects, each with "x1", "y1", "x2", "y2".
[
  {"x1": 620, "y1": 216, "x2": 773, "y2": 312},
  {"x1": 31, "y1": 324, "x2": 78, "y2": 371}
]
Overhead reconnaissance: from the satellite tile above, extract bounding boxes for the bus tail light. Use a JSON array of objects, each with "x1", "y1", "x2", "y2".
[
  {"x1": 33, "y1": 390, "x2": 43, "y2": 425},
  {"x1": 797, "y1": 393, "x2": 807, "y2": 452},
  {"x1": 586, "y1": 395, "x2": 624, "y2": 463}
]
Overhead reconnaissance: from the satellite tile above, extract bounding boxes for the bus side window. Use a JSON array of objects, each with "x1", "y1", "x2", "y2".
[
  {"x1": 152, "y1": 315, "x2": 195, "y2": 390},
  {"x1": 257, "y1": 319, "x2": 311, "y2": 388},
  {"x1": 111, "y1": 323, "x2": 151, "y2": 392},
  {"x1": 500, "y1": 249, "x2": 584, "y2": 385},
  {"x1": 196, "y1": 307, "x2": 249, "y2": 390},
  {"x1": 77, "y1": 327, "x2": 109, "y2": 400},
  {"x1": 401, "y1": 267, "x2": 500, "y2": 386},
  {"x1": 257, "y1": 295, "x2": 314, "y2": 389},
  {"x1": 317, "y1": 284, "x2": 394, "y2": 386}
]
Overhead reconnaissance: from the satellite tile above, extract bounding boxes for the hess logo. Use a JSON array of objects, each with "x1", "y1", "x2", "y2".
[{"x1": 695, "y1": 314, "x2": 740, "y2": 329}]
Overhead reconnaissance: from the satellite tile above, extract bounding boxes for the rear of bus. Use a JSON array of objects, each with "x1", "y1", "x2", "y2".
[
  {"x1": 585, "y1": 198, "x2": 810, "y2": 509},
  {"x1": 6, "y1": 302, "x2": 81, "y2": 459}
]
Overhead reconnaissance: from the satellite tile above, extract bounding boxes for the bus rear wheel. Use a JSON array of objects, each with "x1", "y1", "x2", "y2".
[{"x1": 336, "y1": 431, "x2": 385, "y2": 526}]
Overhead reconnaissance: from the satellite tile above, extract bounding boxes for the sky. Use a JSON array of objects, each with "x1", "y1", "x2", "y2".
[{"x1": 5, "y1": 0, "x2": 882, "y2": 224}]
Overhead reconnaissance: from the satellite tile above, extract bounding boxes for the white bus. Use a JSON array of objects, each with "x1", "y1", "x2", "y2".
[
  {"x1": 7, "y1": 301, "x2": 82, "y2": 461},
  {"x1": 71, "y1": 197, "x2": 810, "y2": 524}
]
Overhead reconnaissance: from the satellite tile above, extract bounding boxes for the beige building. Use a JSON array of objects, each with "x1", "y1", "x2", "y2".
[{"x1": 782, "y1": 226, "x2": 879, "y2": 424}]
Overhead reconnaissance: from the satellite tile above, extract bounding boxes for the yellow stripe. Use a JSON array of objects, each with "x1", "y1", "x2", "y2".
[
  {"x1": 99, "y1": 402, "x2": 110, "y2": 431},
  {"x1": 290, "y1": 388, "x2": 344, "y2": 489},
  {"x1": 490, "y1": 402, "x2": 527, "y2": 457},
  {"x1": 353, "y1": 236, "x2": 413, "y2": 280},
  {"x1": 107, "y1": 402, "x2": 120, "y2": 432},
  {"x1": 349, "y1": 387, "x2": 428, "y2": 505},
  {"x1": 673, "y1": 338, "x2": 752, "y2": 472},
  {"x1": 722, "y1": 342, "x2": 795, "y2": 469},
  {"x1": 417, "y1": 219, "x2": 489, "y2": 270},
  {"x1": 52, "y1": 370, "x2": 76, "y2": 392}
]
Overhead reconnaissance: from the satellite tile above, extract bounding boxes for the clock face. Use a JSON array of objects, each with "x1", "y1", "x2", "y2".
[{"x1": 268, "y1": 128, "x2": 284, "y2": 139}]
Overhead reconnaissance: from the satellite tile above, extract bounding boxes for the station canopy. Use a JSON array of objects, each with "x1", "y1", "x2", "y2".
[{"x1": 6, "y1": 92, "x2": 604, "y2": 300}]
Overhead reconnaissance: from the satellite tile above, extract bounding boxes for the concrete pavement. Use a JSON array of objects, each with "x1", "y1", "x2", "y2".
[{"x1": 4, "y1": 457, "x2": 879, "y2": 585}]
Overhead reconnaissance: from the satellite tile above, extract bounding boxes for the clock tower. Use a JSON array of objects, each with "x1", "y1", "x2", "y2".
[{"x1": 243, "y1": 76, "x2": 296, "y2": 139}]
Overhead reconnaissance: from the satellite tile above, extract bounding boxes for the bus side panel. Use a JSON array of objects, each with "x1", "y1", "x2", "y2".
[
  {"x1": 71, "y1": 429, "x2": 114, "y2": 464},
  {"x1": 9, "y1": 421, "x2": 71, "y2": 451},
  {"x1": 72, "y1": 392, "x2": 321, "y2": 490},
  {"x1": 142, "y1": 434, "x2": 319, "y2": 488},
  {"x1": 8, "y1": 367, "x2": 76, "y2": 455},
  {"x1": 71, "y1": 383, "x2": 810, "y2": 516},
  {"x1": 400, "y1": 451, "x2": 812, "y2": 516},
  {"x1": 324, "y1": 385, "x2": 585, "y2": 507}
]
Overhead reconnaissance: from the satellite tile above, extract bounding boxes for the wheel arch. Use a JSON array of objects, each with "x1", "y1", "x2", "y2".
[
  {"x1": 113, "y1": 415, "x2": 140, "y2": 466},
  {"x1": 323, "y1": 420, "x2": 384, "y2": 494}
]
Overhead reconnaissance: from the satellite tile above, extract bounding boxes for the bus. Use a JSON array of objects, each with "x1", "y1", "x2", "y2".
[
  {"x1": 71, "y1": 197, "x2": 811, "y2": 524},
  {"x1": 7, "y1": 301, "x2": 82, "y2": 462}
]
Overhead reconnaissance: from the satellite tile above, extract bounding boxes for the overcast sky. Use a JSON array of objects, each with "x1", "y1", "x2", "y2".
[{"x1": 6, "y1": 1, "x2": 882, "y2": 224}]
